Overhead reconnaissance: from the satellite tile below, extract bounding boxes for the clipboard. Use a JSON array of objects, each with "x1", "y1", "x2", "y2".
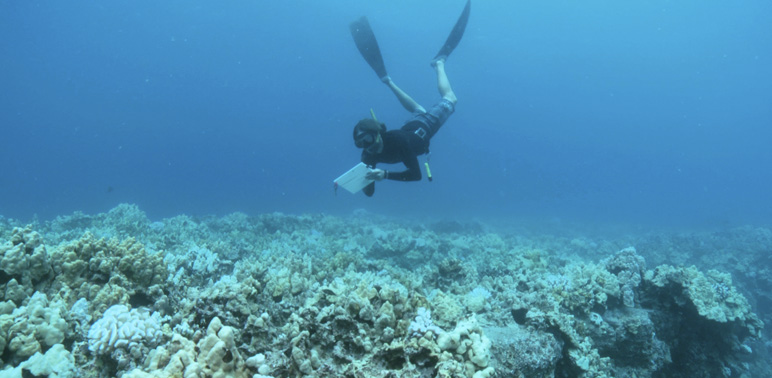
[{"x1": 334, "y1": 163, "x2": 374, "y2": 194}]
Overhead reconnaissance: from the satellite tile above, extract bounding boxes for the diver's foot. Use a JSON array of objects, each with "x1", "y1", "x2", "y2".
[
  {"x1": 380, "y1": 75, "x2": 392, "y2": 84},
  {"x1": 431, "y1": 55, "x2": 447, "y2": 68}
]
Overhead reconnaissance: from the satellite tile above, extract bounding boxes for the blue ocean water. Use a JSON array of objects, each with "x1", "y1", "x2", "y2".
[{"x1": 1, "y1": 0, "x2": 770, "y2": 227}]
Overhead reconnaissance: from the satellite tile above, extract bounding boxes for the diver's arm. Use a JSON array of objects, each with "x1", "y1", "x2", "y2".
[
  {"x1": 383, "y1": 76, "x2": 426, "y2": 114},
  {"x1": 384, "y1": 157, "x2": 422, "y2": 182}
]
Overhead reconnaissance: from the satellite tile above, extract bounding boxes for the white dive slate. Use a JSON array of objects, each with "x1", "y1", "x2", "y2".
[{"x1": 334, "y1": 163, "x2": 375, "y2": 194}]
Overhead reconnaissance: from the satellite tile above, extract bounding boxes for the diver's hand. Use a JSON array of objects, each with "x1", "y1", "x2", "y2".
[{"x1": 366, "y1": 169, "x2": 386, "y2": 181}]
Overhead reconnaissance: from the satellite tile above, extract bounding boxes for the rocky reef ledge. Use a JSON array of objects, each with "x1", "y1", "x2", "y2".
[{"x1": 0, "y1": 204, "x2": 768, "y2": 378}]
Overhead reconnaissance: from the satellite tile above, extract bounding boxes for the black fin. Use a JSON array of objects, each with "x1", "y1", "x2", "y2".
[
  {"x1": 350, "y1": 16, "x2": 389, "y2": 80},
  {"x1": 433, "y1": 0, "x2": 471, "y2": 61}
]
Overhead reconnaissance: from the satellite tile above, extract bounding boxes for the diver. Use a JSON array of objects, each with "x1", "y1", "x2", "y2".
[
  {"x1": 349, "y1": 0, "x2": 470, "y2": 197},
  {"x1": 353, "y1": 60, "x2": 457, "y2": 196}
]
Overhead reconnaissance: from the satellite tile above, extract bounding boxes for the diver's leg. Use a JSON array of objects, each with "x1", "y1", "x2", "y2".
[
  {"x1": 433, "y1": 59, "x2": 457, "y2": 104},
  {"x1": 383, "y1": 76, "x2": 426, "y2": 114}
]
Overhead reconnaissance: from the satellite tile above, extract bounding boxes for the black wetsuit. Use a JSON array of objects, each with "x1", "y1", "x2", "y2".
[
  {"x1": 361, "y1": 98, "x2": 455, "y2": 197},
  {"x1": 361, "y1": 121, "x2": 431, "y2": 196}
]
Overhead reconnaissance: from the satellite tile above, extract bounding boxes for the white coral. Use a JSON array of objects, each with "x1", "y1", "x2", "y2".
[
  {"x1": 408, "y1": 307, "x2": 444, "y2": 337},
  {"x1": 88, "y1": 304, "x2": 166, "y2": 355}
]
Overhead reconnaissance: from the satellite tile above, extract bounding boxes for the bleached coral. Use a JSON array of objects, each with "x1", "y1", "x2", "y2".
[
  {"x1": 408, "y1": 307, "x2": 445, "y2": 337},
  {"x1": 87, "y1": 304, "x2": 167, "y2": 355},
  {"x1": 466, "y1": 286, "x2": 492, "y2": 313},
  {"x1": 165, "y1": 243, "x2": 219, "y2": 277}
]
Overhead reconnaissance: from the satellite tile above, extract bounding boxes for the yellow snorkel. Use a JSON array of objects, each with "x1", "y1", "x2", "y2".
[{"x1": 368, "y1": 108, "x2": 382, "y2": 147}]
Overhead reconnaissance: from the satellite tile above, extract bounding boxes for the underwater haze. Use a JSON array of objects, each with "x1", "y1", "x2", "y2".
[
  {"x1": 1, "y1": 0, "x2": 771, "y2": 227},
  {"x1": 3, "y1": 2, "x2": 772, "y2": 377}
]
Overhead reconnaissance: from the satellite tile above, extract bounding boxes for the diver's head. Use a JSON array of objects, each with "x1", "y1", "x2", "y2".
[{"x1": 353, "y1": 118, "x2": 385, "y2": 154}]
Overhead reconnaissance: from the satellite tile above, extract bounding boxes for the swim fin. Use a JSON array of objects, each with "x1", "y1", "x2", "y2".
[
  {"x1": 433, "y1": 0, "x2": 471, "y2": 62},
  {"x1": 350, "y1": 16, "x2": 389, "y2": 80}
]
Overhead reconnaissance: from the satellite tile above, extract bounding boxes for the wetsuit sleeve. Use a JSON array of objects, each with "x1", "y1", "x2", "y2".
[{"x1": 385, "y1": 156, "x2": 422, "y2": 181}]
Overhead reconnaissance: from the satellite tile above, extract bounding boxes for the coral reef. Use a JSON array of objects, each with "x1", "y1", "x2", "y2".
[
  {"x1": 638, "y1": 265, "x2": 763, "y2": 377},
  {"x1": 0, "y1": 204, "x2": 768, "y2": 377}
]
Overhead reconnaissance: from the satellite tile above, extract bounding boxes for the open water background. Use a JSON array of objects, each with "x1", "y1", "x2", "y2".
[{"x1": 1, "y1": 0, "x2": 770, "y2": 228}]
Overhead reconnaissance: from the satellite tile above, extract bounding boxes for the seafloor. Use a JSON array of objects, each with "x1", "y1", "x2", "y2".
[{"x1": 0, "y1": 204, "x2": 769, "y2": 378}]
